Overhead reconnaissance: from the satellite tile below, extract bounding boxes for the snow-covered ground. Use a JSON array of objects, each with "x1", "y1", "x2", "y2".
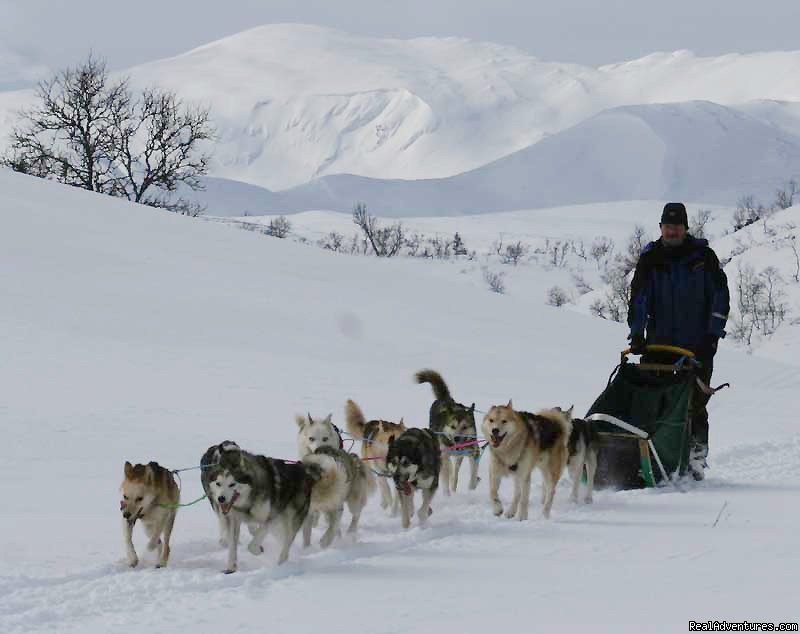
[{"x1": 2, "y1": 169, "x2": 799, "y2": 633}]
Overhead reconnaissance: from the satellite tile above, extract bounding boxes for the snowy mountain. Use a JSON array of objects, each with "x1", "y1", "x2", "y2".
[
  {"x1": 187, "y1": 101, "x2": 800, "y2": 216},
  {"x1": 2, "y1": 170, "x2": 799, "y2": 632},
  {"x1": 2, "y1": 25, "x2": 800, "y2": 197}
]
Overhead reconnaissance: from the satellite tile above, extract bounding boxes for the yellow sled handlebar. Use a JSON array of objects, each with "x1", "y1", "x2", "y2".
[{"x1": 621, "y1": 344, "x2": 696, "y2": 360}]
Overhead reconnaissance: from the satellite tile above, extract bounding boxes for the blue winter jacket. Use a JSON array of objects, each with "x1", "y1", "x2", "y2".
[{"x1": 627, "y1": 236, "x2": 730, "y2": 354}]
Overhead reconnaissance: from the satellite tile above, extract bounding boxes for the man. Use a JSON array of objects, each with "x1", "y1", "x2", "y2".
[{"x1": 627, "y1": 202, "x2": 730, "y2": 480}]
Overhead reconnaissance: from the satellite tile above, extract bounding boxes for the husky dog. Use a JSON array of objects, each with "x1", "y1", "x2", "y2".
[
  {"x1": 201, "y1": 440, "x2": 248, "y2": 546},
  {"x1": 120, "y1": 461, "x2": 179, "y2": 568},
  {"x1": 385, "y1": 429, "x2": 441, "y2": 529},
  {"x1": 554, "y1": 406, "x2": 599, "y2": 504},
  {"x1": 295, "y1": 413, "x2": 344, "y2": 458},
  {"x1": 481, "y1": 401, "x2": 572, "y2": 520},
  {"x1": 295, "y1": 413, "x2": 345, "y2": 528},
  {"x1": 203, "y1": 443, "x2": 320, "y2": 573},
  {"x1": 415, "y1": 369, "x2": 479, "y2": 494},
  {"x1": 301, "y1": 446, "x2": 376, "y2": 547},
  {"x1": 345, "y1": 399, "x2": 406, "y2": 514}
]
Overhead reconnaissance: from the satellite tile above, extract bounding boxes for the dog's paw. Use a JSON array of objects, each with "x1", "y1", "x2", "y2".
[
  {"x1": 247, "y1": 541, "x2": 265, "y2": 556},
  {"x1": 492, "y1": 502, "x2": 503, "y2": 517},
  {"x1": 585, "y1": 495, "x2": 594, "y2": 505},
  {"x1": 504, "y1": 508, "x2": 517, "y2": 519},
  {"x1": 222, "y1": 567, "x2": 237, "y2": 575},
  {"x1": 320, "y1": 532, "x2": 335, "y2": 549},
  {"x1": 127, "y1": 556, "x2": 139, "y2": 568},
  {"x1": 155, "y1": 561, "x2": 168, "y2": 569}
]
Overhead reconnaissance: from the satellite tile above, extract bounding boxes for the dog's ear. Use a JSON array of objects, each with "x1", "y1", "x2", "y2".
[
  {"x1": 323, "y1": 413, "x2": 332, "y2": 425},
  {"x1": 124, "y1": 461, "x2": 134, "y2": 478},
  {"x1": 507, "y1": 399, "x2": 514, "y2": 409},
  {"x1": 144, "y1": 463, "x2": 155, "y2": 484},
  {"x1": 566, "y1": 404, "x2": 574, "y2": 417},
  {"x1": 388, "y1": 435, "x2": 395, "y2": 447},
  {"x1": 295, "y1": 415, "x2": 307, "y2": 429},
  {"x1": 470, "y1": 403, "x2": 475, "y2": 412}
]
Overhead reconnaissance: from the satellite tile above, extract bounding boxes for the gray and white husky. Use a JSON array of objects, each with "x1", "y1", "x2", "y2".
[
  {"x1": 301, "y1": 445, "x2": 376, "y2": 548},
  {"x1": 202, "y1": 442, "x2": 320, "y2": 573}
]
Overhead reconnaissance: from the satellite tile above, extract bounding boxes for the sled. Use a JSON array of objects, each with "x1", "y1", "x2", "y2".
[{"x1": 585, "y1": 344, "x2": 698, "y2": 489}]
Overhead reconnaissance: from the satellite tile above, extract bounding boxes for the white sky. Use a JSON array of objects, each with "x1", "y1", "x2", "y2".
[{"x1": 1, "y1": 0, "x2": 799, "y2": 85}]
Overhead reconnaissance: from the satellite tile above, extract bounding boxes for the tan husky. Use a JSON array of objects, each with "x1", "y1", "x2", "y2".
[
  {"x1": 481, "y1": 401, "x2": 571, "y2": 520},
  {"x1": 345, "y1": 399, "x2": 406, "y2": 514},
  {"x1": 120, "y1": 461, "x2": 179, "y2": 568}
]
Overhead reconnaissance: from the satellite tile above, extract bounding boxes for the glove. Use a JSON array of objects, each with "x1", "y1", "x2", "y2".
[{"x1": 629, "y1": 333, "x2": 646, "y2": 355}]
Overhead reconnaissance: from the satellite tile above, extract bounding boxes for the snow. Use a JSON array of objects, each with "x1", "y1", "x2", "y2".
[{"x1": 2, "y1": 169, "x2": 799, "y2": 633}]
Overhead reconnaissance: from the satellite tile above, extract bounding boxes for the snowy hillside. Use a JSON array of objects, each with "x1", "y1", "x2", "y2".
[
  {"x1": 196, "y1": 101, "x2": 800, "y2": 216},
  {"x1": 2, "y1": 170, "x2": 799, "y2": 633},
  {"x1": 2, "y1": 25, "x2": 800, "y2": 196}
]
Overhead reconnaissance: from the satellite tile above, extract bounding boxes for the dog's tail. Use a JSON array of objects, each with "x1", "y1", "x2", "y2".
[
  {"x1": 302, "y1": 453, "x2": 348, "y2": 503},
  {"x1": 345, "y1": 399, "x2": 367, "y2": 438},
  {"x1": 537, "y1": 408, "x2": 573, "y2": 450},
  {"x1": 415, "y1": 369, "x2": 451, "y2": 402}
]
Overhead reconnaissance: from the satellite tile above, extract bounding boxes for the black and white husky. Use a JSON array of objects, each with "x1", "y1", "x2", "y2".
[
  {"x1": 416, "y1": 369, "x2": 480, "y2": 494},
  {"x1": 385, "y1": 428, "x2": 441, "y2": 529},
  {"x1": 201, "y1": 442, "x2": 320, "y2": 573}
]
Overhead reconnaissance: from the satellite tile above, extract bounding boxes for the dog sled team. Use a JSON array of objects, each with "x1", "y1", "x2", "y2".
[{"x1": 120, "y1": 369, "x2": 598, "y2": 572}]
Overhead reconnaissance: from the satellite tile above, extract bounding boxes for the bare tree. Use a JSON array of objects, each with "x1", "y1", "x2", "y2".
[
  {"x1": 352, "y1": 202, "x2": 404, "y2": 257},
  {"x1": 690, "y1": 208, "x2": 713, "y2": 239},
  {"x1": 501, "y1": 241, "x2": 528, "y2": 265},
  {"x1": 546, "y1": 286, "x2": 569, "y2": 307},
  {"x1": 3, "y1": 54, "x2": 213, "y2": 213},
  {"x1": 114, "y1": 87, "x2": 212, "y2": 207},
  {"x1": 482, "y1": 267, "x2": 506, "y2": 294},
  {"x1": 732, "y1": 195, "x2": 761, "y2": 231},
  {"x1": 730, "y1": 262, "x2": 789, "y2": 344},
  {"x1": 318, "y1": 231, "x2": 345, "y2": 252},
  {"x1": 4, "y1": 55, "x2": 127, "y2": 193},
  {"x1": 773, "y1": 179, "x2": 799, "y2": 211},
  {"x1": 571, "y1": 272, "x2": 594, "y2": 295},
  {"x1": 265, "y1": 215, "x2": 292, "y2": 238},
  {"x1": 621, "y1": 225, "x2": 648, "y2": 273},
  {"x1": 453, "y1": 232, "x2": 468, "y2": 256},
  {"x1": 590, "y1": 236, "x2": 615, "y2": 270}
]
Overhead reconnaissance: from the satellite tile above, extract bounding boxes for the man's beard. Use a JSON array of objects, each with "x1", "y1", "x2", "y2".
[{"x1": 662, "y1": 236, "x2": 686, "y2": 248}]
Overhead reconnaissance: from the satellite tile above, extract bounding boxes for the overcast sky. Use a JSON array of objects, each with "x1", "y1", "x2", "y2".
[{"x1": 2, "y1": 0, "x2": 799, "y2": 80}]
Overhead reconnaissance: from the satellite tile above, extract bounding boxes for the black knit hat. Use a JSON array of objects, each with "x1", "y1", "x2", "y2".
[{"x1": 661, "y1": 202, "x2": 688, "y2": 228}]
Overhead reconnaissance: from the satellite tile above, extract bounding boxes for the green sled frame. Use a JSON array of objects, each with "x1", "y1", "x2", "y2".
[{"x1": 585, "y1": 345, "x2": 698, "y2": 490}]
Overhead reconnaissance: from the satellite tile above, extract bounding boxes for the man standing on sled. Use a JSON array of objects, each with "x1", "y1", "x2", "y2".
[{"x1": 627, "y1": 202, "x2": 730, "y2": 481}]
